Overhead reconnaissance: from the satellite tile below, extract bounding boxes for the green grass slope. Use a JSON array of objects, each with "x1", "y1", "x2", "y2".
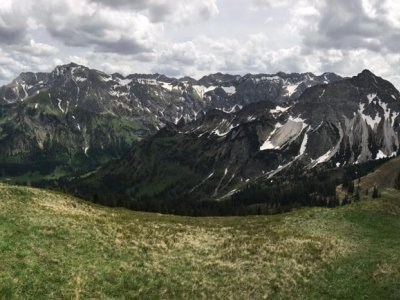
[
  {"x1": 358, "y1": 155, "x2": 400, "y2": 189},
  {"x1": 1, "y1": 184, "x2": 400, "y2": 299}
]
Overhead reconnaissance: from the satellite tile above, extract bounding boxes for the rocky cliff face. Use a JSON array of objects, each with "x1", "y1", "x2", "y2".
[{"x1": 77, "y1": 70, "x2": 400, "y2": 202}]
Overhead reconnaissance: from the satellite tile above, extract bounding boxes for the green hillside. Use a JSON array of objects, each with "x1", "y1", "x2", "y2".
[
  {"x1": 358, "y1": 156, "x2": 400, "y2": 190},
  {"x1": 1, "y1": 183, "x2": 400, "y2": 299}
]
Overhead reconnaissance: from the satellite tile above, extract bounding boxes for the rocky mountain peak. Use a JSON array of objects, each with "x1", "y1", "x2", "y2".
[
  {"x1": 359, "y1": 69, "x2": 375, "y2": 77},
  {"x1": 198, "y1": 73, "x2": 240, "y2": 85},
  {"x1": 52, "y1": 62, "x2": 87, "y2": 73},
  {"x1": 352, "y1": 69, "x2": 381, "y2": 85}
]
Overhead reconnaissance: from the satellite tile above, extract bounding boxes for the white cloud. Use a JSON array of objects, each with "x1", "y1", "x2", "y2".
[
  {"x1": 68, "y1": 56, "x2": 89, "y2": 67},
  {"x1": 20, "y1": 40, "x2": 59, "y2": 56},
  {"x1": 251, "y1": 0, "x2": 291, "y2": 9},
  {"x1": 90, "y1": 0, "x2": 219, "y2": 23}
]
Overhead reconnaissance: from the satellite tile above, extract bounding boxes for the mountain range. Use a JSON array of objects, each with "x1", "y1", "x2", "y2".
[
  {"x1": 0, "y1": 63, "x2": 341, "y2": 179},
  {"x1": 1, "y1": 63, "x2": 399, "y2": 214},
  {"x1": 71, "y1": 69, "x2": 400, "y2": 213}
]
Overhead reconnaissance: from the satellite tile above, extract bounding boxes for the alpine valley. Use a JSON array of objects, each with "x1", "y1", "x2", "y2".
[{"x1": 1, "y1": 63, "x2": 399, "y2": 215}]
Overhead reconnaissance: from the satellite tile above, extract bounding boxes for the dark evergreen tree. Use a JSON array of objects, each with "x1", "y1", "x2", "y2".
[
  {"x1": 343, "y1": 194, "x2": 349, "y2": 205},
  {"x1": 92, "y1": 193, "x2": 99, "y2": 203},
  {"x1": 372, "y1": 184, "x2": 379, "y2": 199},
  {"x1": 354, "y1": 187, "x2": 360, "y2": 202},
  {"x1": 395, "y1": 172, "x2": 400, "y2": 190},
  {"x1": 348, "y1": 180, "x2": 355, "y2": 194},
  {"x1": 333, "y1": 196, "x2": 340, "y2": 207}
]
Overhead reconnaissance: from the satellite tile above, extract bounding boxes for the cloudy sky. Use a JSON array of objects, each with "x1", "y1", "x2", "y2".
[{"x1": 0, "y1": 0, "x2": 399, "y2": 87}]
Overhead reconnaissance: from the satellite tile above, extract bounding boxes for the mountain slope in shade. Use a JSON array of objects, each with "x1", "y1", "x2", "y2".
[{"x1": 75, "y1": 70, "x2": 400, "y2": 206}]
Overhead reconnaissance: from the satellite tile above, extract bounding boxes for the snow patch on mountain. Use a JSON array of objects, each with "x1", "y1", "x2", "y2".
[
  {"x1": 137, "y1": 78, "x2": 158, "y2": 85},
  {"x1": 100, "y1": 75, "x2": 113, "y2": 82},
  {"x1": 160, "y1": 82, "x2": 175, "y2": 91},
  {"x1": 221, "y1": 86, "x2": 236, "y2": 95},
  {"x1": 57, "y1": 98, "x2": 65, "y2": 113},
  {"x1": 260, "y1": 122, "x2": 283, "y2": 150},
  {"x1": 222, "y1": 104, "x2": 242, "y2": 113},
  {"x1": 319, "y1": 88, "x2": 326, "y2": 99},
  {"x1": 75, "y1": 76, "x2": 86, "y2": 82},
  {"x1": 377, "y1": 99, "x2": 391, "y2": 120},
  {"x1": 271, "y1": 105, "x2": 290, "y2": 114},
  {"x1": 285, "y1": 83, "x2": 299, "y2": 96},
  {"x1": 117, "y1": 78, "x2": 132, "y2": 86},
  {"x1": 311, "y1": 148, "x2": 335, "y2": 165},
  {"x1": 367, "y1": 93, "x2": 377, "y2": 104},
  {"x1": 20, "y1": 83, "x2": 28, "y2": 101},
  {"x1": 190, "y1": 172, "x2": 214, "y2": 193},
  {"x1": 109, "y1": 90, "x2": 129, "y2": 98},
  {"x1": 193, "y1": 85, "x2": 217, "y2": 97},
  {"x1": 261, "y1": 116, "x2": 308, "y2": 151},
  {"x1": 391, "y1": 112, "x2": 399, "y2": 127},
  {"x1": 84, "y1": 146, "x2": 89, "y2": 156},
  {"x1": 296, "y1": 131, "x2": 309, "y2": 158},
  {"x1": 358, "y1": 103, "x2": 381, "y2": 130},
  {"x1": 376, "y1": 150, "x2": 387, "y2": 159}
]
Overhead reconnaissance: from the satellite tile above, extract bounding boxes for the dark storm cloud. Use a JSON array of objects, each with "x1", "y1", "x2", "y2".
[
  {"x1": 0, "y1": 8, "x2": 28, "y2": 45},
  {"x1": 45, "y1": 19, "x2": 149, "y2": 55},
  {"x1": 302, "y1": 0, "x2": 400, "y2": 53},
  {"x1": 35, "y1": 0, "x2": 159, "y2": 56},
  {"x1": 0, "y1": 23, "x2": 27, "y2": 45}
]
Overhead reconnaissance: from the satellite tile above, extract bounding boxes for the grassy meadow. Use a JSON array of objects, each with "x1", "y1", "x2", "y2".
[{"x1": 0, "y1": 183, "x2": 400, "y2": 299}]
